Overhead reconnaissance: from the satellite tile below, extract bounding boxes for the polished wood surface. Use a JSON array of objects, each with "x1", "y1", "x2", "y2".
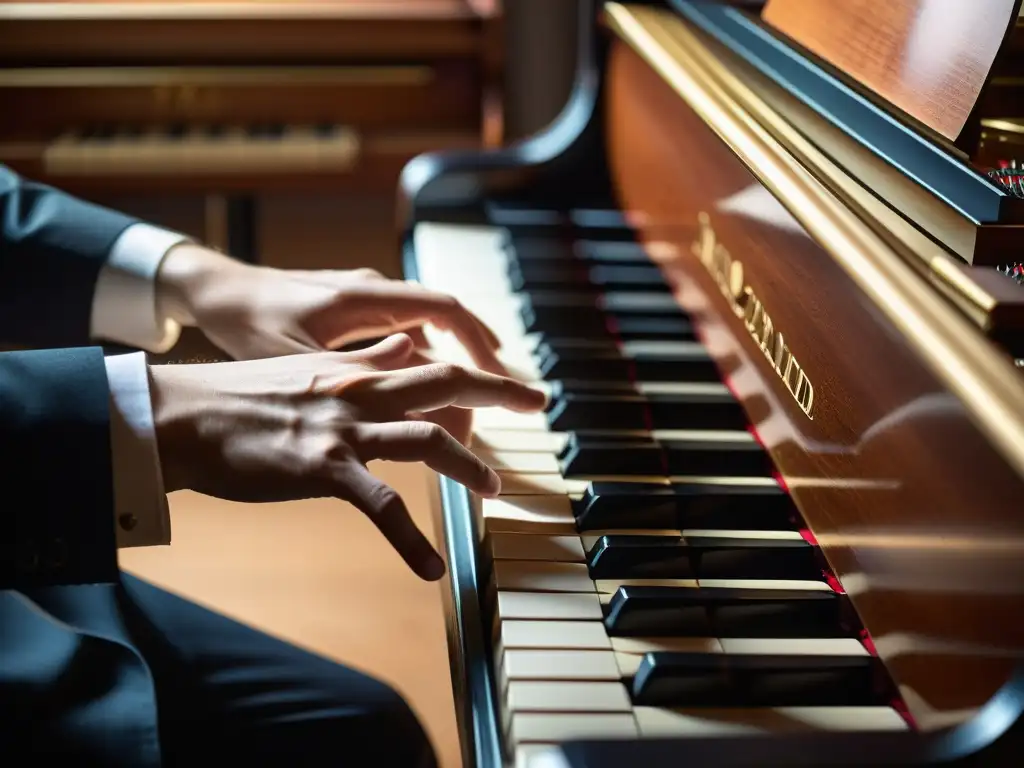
[
  {"x1": 603, "y1": 24, "x2": 1024, "y2": 732},
  {"x1": 0, "y1": 2, "x2": 489, "y2": 64},
  {"x1": 761, "y1": 0, "x2": 1021, "y2": 142}
]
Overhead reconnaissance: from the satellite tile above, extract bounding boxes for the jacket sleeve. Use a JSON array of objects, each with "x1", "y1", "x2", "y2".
[
  {"x1": 0, "y1": 347, "x2": 118, "y2": 588},
  {"x1": 0, "y1": 165, "x2": 140, "y2": 347}
]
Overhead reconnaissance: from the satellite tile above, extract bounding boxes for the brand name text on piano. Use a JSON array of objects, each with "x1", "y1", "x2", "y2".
[{"x1": 693, "y1": 212, "x2": 815, "y2": 418}]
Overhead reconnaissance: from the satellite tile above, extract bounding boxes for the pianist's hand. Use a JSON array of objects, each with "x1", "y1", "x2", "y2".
[
  {"x1": 148, "y1": 333, "x2": 545, "y2": 581},
  {"x1": 156, "y1": 244, "x2": 505, "y2": 373}
]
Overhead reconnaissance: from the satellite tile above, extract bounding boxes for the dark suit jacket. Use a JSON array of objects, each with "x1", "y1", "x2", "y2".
[{"x1": 0, "y1": 165, "x2": 161, "y2": 764}]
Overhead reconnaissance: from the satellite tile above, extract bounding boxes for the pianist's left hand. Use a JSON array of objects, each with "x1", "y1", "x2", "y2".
[{"x1": 154, "y1": 242, "x2": 505, "y2": 373}]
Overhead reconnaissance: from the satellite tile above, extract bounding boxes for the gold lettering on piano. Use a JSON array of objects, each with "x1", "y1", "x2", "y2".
[{"x1": 692, "y1": 212, "x2": 815, "y2": 418}]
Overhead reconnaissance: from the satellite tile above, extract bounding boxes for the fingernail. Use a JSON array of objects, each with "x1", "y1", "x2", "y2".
[{"x1": 423, "y1": 553, "x2": 446, "y2": 581}]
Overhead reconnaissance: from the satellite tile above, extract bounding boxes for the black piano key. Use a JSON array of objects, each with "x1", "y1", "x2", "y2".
[
  {"x1": 573, "y1": 480, "x2": 796, "y2": 531},
  {"x1": 709, "y1": 588, "x2": 847, "y2": 638},
  {"x1": 536, "y1": 316, "x2": 695, "y2": 347},
  {"x1": 560, "y1": 432, "x2": 770, "y2": 478},
  {"x1": 509, "y1": 263, "x2": 669, "y2": 293},
  {"x1": 519, "y1": 292, "x2": 685, "y2": 334},
  {"x1": 538, "y1": 347, "x2": 721, "y2": 384},
  {"x1": 546, "y1": 395, "x2": 651, "y2": 431},
  {"x1": 587, "y1": 534, "x2": 819, "y2": 581},
  {"x1": 604, "y1": 586, "x2": 846, "y2": 638},
  {"x1": 506, "y1": 237, "x2": 653, "y2": 265},
  {"x1": 604, "y1": 586, "x2": 715, "y2": 636},
  {"x1": 574, "y1": 482, "x2": 679, "y2": 529},
  {"x1": 588, "y1": 535, "x2": 692, "y2": 579},
  {"x1": 688, "y1": 536, "x2": 821, "y2": 580},
  {"x1": 605, "y1": 315, "x2": 695, "y2": 340},
  {"x1": 631, "y1": 652, "x2": 880, "y2": 708},
  {"x1": 546, "y1": 379, "x2": 645, "y2": 398},
  {"x1": 632, "y1": 652, "x2": 732, "y2": 706},
  {"x1": 560, "y1": 435, "x2": 666, "y2": 476},
  {"x1": 488, "y1": 202, "x2": 634, "y2": 238},
  {"x1": 662, "y1": 436, "x2": 773, "y2": 476},
  {"x1": 545, "y1": 392, "x2": 747, "y2": 432}
]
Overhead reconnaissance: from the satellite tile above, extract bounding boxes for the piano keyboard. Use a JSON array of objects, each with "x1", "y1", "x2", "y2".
[
  {"x1": 410, "y1": 207, "x2": 910, "y2": 764},
  {"x1": 42, "y1": 124, "x2": 360, "y2": 176}
]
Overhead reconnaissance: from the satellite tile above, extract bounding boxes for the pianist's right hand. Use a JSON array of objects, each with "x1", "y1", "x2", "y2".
[{"x1": 147, "y1": 332, "x2": 546, "y2": 582}]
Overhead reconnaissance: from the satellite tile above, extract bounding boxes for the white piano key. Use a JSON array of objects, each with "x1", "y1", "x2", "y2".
[
  {"x1": 610, "y1": 636, "x2": 722, "y2": 655},
  {"x1": 680, "y1": 529, "x2": 804, "y2": 540},
  {"x1": 515, "y1": 746, "x2": 559, "y2": 768},
  {"x1": 508, "y1": 713, "x2": 639, "y2": 744},
  {"x1": 506, "y1": 681, "x2": 632, "y2": 713},
  {"x1": 493, "y1": 561, "x2": 595, "y2": 592},
  {"x1": 499, "y1": 473, "x2": 568, "y2": 496},
  {"x1": 595, "y1": 578, "x2": 698, "y2": 594},
  {"x1": 619, "y1": 340, "x2": 708, "y2": 357},
  {"x1": 496, "y1": 591, "x2": 604, "y2": 621},
  {"x1": 472, "y1": 429, "x2": 568, "y2": 454},
  {"x1": 633, "y1": 706, "x2": 908, "y2": 737},
  {"x1": 697, "y1": 579, "x2": 835, "y2": 592},
  {"x1": 635, "y1": 381, "x2": 732, "y2": 397},
  {"x1": 489, "y1": 533, "x2": 585, "y2": 562},
  {"x1": 475, "y1": 408, "x2": 549, "y2": 431},
  {"x1": 500, "y1": 620, "x2": 611, "y2": 650},
  {"x1": 413, "y1": 223, "x2": 510, "y2": 292},
  {"x1": 501, "y1": 649, "x2": 623, "y2": 682},
  {"x1": 477, "y1": 450, "x2": 561, "y2": 474},
  {"x1": 480, "y1": 496, "x2": 577, "y2": 534}
]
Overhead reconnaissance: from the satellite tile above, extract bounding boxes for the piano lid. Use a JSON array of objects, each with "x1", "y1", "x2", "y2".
[{"x1": 760, "y1": 0, "x2": 1023, "y2": 143}]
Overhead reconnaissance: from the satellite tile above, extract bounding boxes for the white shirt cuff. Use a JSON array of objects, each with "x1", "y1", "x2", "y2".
[
  {"x1": 91, "y1": 223, "x2": 190, "y2": 353},
  {"x1": 104, "y1": 351, "x2": 171, "y2": 548}
]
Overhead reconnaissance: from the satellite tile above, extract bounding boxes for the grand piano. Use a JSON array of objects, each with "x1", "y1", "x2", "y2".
[{"x1": 399, "y1": 0, "x2": 1024, "y2": 766}]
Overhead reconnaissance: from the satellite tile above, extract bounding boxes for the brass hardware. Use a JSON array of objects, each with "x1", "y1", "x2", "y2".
[
  {"x1": 605, "y1": 3, "x2": 1024, "y2": 479},
  {"x1": 693, "y1": 212, "x2": 814, "y2": 418}
]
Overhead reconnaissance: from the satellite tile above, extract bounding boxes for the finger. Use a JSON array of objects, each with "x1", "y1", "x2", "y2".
[
  {"x1": 355, "y1": 421, "x2": 500, "y2": 495},
  {"x1": 349, "y1": 285, "x2": 503, "y2": 372},
  {"x1": 333, "y1": 462, "x2": 445, "y2": 581},
  {"x1": 416, "y1": 404, "x2": 473, "y2": 446},
  {"x1": 404, "y1": 326, "x2": 430, "y2": 349},
  {"x1": 339, "y1": 333, "x2": 415, "y2": 370},
  {"x1": 353, "y1": 363, "x2": 547, "y2": 413}
]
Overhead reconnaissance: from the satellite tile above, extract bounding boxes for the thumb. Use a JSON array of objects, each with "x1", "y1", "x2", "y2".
[{"x1": 343, "y1": 333, "x2": 415, "y2": 370}]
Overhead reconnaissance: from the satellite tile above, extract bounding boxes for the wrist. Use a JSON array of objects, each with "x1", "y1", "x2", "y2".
[
  {"x1": 147, "y1": 363, "x2": 201, "y2": 494},
  {"x1": 156, "y1": 243, "x2": 244, "y2": 327}
]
